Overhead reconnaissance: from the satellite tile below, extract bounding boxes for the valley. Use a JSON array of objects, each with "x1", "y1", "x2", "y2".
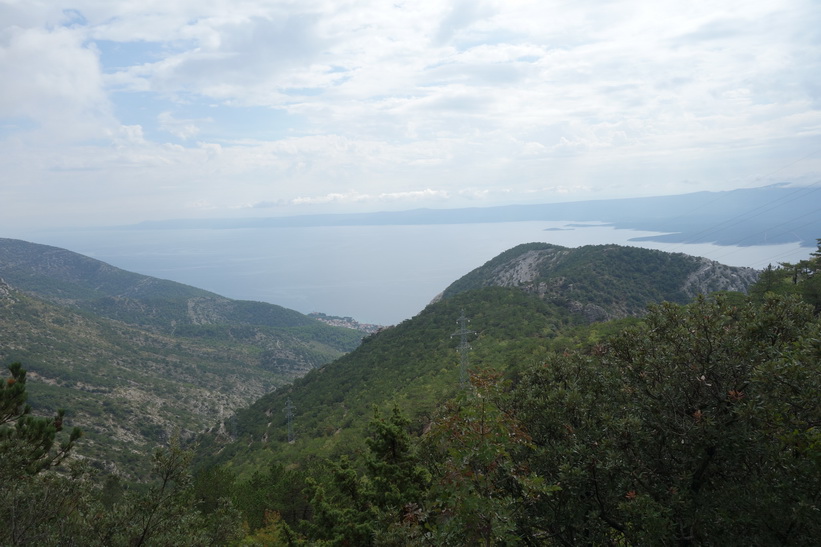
[{"x1": 0, "y1": 238, "x2": 361, "y2": 476}]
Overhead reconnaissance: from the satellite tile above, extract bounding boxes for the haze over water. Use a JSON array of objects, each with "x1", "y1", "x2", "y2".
[{"x1": 25, "y1": 222, "x2": 811, "y2": 325}]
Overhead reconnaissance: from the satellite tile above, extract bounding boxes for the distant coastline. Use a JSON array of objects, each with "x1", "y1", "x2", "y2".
[
  {"x1": 114, "y1": 185, "x2": 820, "y2": 249},
  {"x1": 24, "y1": 220, "x2": 813, "y2": 326}
]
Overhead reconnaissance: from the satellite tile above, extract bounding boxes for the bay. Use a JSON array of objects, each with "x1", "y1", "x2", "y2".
[{"x1": 24, "y1": 222, "x2": 812, "y2": 325}]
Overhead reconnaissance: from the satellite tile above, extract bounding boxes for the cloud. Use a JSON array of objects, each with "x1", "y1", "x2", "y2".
[
  {"x1": 434, "y1": 0, "x2": 493, "y2": 46},
  {"x1": 1, "y1": 0, "x2": 820, "y2": 230},
  {"x1": 244, "y1": 200, "x2": 281, "y2": 209},
  {"x1": 0, "y1": 24, "x2": 112, "y2": 140},
  {"x1": 157, "y1": 111, "x2": 207, "y2": 140},
  {"x1": 113, "y1": 124, "x2": 147, "y2": 146},
  {"x1": 290, "y1": 188, "x2": 450, "y2": 206}
]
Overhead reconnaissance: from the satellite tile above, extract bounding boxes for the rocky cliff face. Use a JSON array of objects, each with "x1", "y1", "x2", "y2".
[
  {"x1": 680, "y1": 257, "x2": 759, "y2": 298},
  {"x1": 0, "y1": 278, "x2": 14, "y2": 300}
]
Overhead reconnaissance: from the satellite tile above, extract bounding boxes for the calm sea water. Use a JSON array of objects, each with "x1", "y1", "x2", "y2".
[{"x1": 23, "y1": 222, "x2": 812, "y2": 325}]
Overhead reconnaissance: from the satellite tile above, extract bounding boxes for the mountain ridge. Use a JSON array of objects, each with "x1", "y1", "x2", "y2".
[
  {"x1": 0, "y1": 237, "x2": 328, "y2": 333},
  {"x1": 0, "y1": 238, "x2": 362, "y2": 476},
  {"x1": 436, "y1": 242, "x2": 758, "y2": 320}
]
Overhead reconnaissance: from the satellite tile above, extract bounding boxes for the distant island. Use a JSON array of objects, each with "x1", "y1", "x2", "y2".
[{"x1": 118, "y1": 184, "x2": 821, "y2": 248}]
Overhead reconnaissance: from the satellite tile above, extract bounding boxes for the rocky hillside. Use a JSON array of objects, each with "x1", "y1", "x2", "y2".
[
  {"x1": 0, "y1": 238, "x2": 362, "y2": 476},
  {"x1": 436, "y1": 243, "x2": 759, "y2": 320}
]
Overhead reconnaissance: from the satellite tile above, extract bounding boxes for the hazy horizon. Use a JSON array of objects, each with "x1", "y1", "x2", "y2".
[{"x1": 17, "y1": 220, "x2": 812, "y2": 326}]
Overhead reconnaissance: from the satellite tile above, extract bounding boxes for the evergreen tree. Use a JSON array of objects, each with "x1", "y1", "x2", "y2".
[
  {"x1": 514, "y1": 294, "x2": 821, "y2": 544},
  {"x1": 364, "y1": 405, "x2": 431, "y2": 544},
  {"x1": 797, "y1": 238, "x2": 821, "y2": 312},
  {"x1": 85, "y1": 440, "x2": 243, "y2": 546},
  {"x1": 365, "y1": 405, "x2": 429, "y2": 515},
  {"x1": 420, "y1": 371, "x2": 553, "y2": 545},
  {"x1": 750, "y1": 238, "x2": 821, "y2": 313},
  {"x1": 0, "y1": 363, "x2": 86, "y2": 545},
  {"x1": 0, "y1": 362, "x2": 82, "y2": 476},
  {"x1": 302, "y1": 455, "x2": 377, "y2": 546}
]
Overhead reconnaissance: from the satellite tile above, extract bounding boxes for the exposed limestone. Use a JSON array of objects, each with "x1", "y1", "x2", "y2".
[
  {"x1": 186, "y1": 297, "x2": 224, "y2": 325},
  {"x1": 436, "y1": 243, "x2": 761, "y2": 322},
  {"x1": 485, "y1": 247, "x2": 571, "y2": 288},
  {"x1": 681, "y1": 257, "x2": 759, "y2": 297},
  {"x1": 489, "y1": 249, "x2": 545, "y2": 286},
  {"x1": 0, "y1": 280, "x2": 15, "y2": 306}
]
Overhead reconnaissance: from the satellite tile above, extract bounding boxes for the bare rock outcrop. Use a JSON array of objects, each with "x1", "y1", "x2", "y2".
[{"x1": 682, "y1": 258, "x2": 759, "y2": 297}]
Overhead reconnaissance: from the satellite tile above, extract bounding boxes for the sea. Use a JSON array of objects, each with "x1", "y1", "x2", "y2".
[{"x1": 19, "y1": 221, "x2": 813, "y2": 326}]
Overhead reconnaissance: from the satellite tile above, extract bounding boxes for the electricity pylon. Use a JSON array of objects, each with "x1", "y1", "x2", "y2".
[
  {"x1": 451, "y1": 310, "x2": 476, "y2": 387},
  {"x1": 284, "y1": 398, "x2": 296, "y2": 443}
]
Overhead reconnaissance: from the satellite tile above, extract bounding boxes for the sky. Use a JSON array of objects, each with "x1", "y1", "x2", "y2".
[{"x1": 2, "y1": 0, "x2": 821, "y2": 231}]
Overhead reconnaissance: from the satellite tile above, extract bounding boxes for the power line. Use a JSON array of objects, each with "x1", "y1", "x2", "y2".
[
  {"x1": 708, "y1": 208, "x2": 821, "y2": 266},
  {"x1": 665, "y1": 180, "x2": 821, "y2": 253},
  {"x1": 650, "y1": 148, "x2": 821, "y2": 250}
]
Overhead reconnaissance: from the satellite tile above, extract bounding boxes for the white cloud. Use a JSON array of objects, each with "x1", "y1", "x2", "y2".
[
  {"x1": 0, "y1": 24, "x2": 113, "y2": 141},
  {"x1": 112, "y1": 124, "x2": 146, "y2": 146},
  {"x1": 291, "y1": 188, "x2": 450, "y2": 206},
  {"x1": 157, "y1": 111, "x2": 206, "y2": 140},
  {"x1": 0, "y1": 0, "x2": 820, "y2": 229}
]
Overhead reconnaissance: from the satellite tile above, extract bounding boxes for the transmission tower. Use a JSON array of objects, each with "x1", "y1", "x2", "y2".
[
  {"x1": 451, "y1": 310, "x2": 476, "y2": 387},
  {"x1": 284, "y1": 398, "x2": 296, "y2": 443}
]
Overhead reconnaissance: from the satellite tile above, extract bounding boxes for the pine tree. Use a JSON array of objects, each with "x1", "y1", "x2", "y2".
[
  {"x1": 0, "y1": 362, "x2": 82, "y2": 476},
  {"x1": 0, "y1": 363, "x2": 86, "y2": 545}
]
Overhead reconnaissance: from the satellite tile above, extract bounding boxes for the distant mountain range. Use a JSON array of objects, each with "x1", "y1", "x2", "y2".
[{"x1": 124, "y1": 184, "x2": 821, "y2": 247}]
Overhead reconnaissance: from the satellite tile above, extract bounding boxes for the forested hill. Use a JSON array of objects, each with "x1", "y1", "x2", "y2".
[
  {"x1": 0, "y1": 238, "x2": 362, "y2": 476},
  {"x1": 0, "y1": 237, "x2": 216, "y2": 301},
  {"x1": 0, "y1": 237, "x2": 345, "y2": 334},
  {"x1": 198, "y1": 243, "x2": 759, "y2": 473},
  {"x1": 196, "y1": 285, "x2": 609, "y2": 474},
  {"x1": 188, "y1": 243, "x2": 818, "y2": 545},
  {"x1": 437, "y1": 242, "x2": 759, "y2": 320}
]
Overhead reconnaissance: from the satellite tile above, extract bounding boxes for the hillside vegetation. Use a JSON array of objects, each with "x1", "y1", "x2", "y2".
[
  {"x1": 199, "y1": 243, "x2": 758, "y2": 474},
  {"x1": 197, "y1": 286, "x2": 625, "y2": 474},
  {"x1": 2, "y1": 239, "x2": 818, "y2": 545},
  {"x1": 188, "y1": 242, "x2": 818, "y2": 545},
  {"x1": 0, "y1": 237, "x2": 359, "y2": 341},
  {"x1": 0, "y1": 238, "x2": 361, "y2": 476}
]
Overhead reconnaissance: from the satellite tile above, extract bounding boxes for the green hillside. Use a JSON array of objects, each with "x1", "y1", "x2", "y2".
[
  {"x1": 0, "y1": 238, "x2": 362, "y2": 476},
  {"x1": 0, "y1": 279, "x2": 358, "y2": 476},
  {"x1": 186, "y1": 245, "x2": 818, "y2": 545},
  {"x1": 2, "y1": 241, "x2": 819, "y2": 545},
  {"x1": 0, "y1": 237, "x2": 345, "y2": 336},
  {"x1": 0, "y1": 237, "x2": 216, "y2": 301},
  {"x1": 197, "y1": 286, "x2": 617, "y2": 474},
  {"x1": 200, "y1": 244, "x2": 757, "y2": 474}
]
